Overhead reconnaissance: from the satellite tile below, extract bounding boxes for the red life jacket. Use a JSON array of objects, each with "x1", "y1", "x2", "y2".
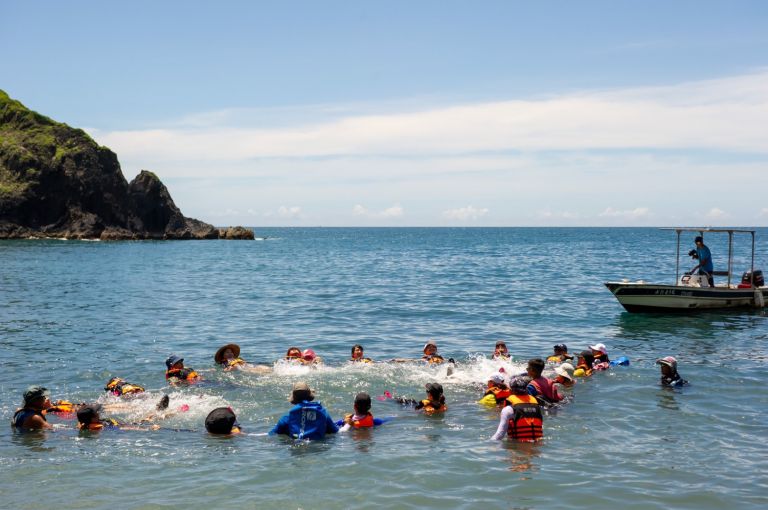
[{"x1": 505, "y1": 394, "x2": 543, "y2": 442}]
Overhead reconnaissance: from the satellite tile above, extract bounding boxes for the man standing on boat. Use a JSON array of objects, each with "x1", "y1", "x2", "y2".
[{"x1": 691, "y1": 236, "x2": 714, "y2": 287}]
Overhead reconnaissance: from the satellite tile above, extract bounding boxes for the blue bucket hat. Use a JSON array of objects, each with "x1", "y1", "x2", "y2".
[{"x1": 165, "y1": 355, "x2": 183, "y2": 369}]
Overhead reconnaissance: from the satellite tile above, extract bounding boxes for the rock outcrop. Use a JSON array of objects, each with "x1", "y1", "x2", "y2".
[{"x1": 0, "y1": 90, "x2": 253, "y2": 240}]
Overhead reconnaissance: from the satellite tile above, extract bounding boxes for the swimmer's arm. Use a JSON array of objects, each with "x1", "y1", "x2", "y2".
[
  {"x1": 28, "y1": 415, "x2": 53, "y2": 430},
  {"x1": 491, "y1": 406, "x2": 514, "y2": 440}
]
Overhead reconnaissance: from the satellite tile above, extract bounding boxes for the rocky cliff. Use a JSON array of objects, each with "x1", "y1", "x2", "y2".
[{"x1": 0, "y1": 90, "x2": 252, "y2": 240}]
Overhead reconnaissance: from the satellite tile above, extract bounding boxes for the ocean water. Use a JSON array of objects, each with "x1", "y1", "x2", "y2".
[{"x1": 1, "y1": 227, "x2": 767, "y2": 510}]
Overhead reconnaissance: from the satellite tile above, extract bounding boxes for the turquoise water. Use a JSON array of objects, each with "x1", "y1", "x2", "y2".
[{"x1": 1, "y1": 228, "x2": 767, "y2": 510}]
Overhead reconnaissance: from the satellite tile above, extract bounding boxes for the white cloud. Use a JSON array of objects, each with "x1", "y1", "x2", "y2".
[
  {"x1": 91, "y1": 70, "x2": 768, "y2": 167},
  {"x1": 263, "y1": 206, "x2": 302, "y2": 220},
  {"x1": 536, "y1": 210, "x2": 580, "y2": 220},
  {"x1": 706, "y1": 207, "x2": 726, "y2": 218},
  {"x1": 352, "y1": 204, "x2": 404, "y2": 219},
  {"x1": 442, "y1": 206, "x2": 489, "y2": 221},
  {"x1": 599, "y1": 207, "x2": 650, "y2": 218}
]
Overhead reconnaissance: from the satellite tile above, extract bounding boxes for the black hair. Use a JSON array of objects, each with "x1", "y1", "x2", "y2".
[
  {"x1": 354, "y1": 392, "x2": 372, "y2": 414},
  {"x1": 527, "y1": 358, "x2": 546, "y2": 376}
]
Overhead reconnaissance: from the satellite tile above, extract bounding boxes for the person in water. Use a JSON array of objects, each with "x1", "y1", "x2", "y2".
[
  {"x1": 165, "y1": 355, "x2": 200, "y2": 384},
  {"x1": 691, "y1": 236, "x2": 714, "y2": 287},
  {"x1": 574, "y1": 351, "x2": 595, "y2": 377},
  {"x1": 76, "y1": 403, "x2": 163, "y2": 431},
  {"x1": 338, "y1": 392, "x2": 383, "y2": 430},
  {"x1": 656, "y1": 356, "x2": 689, "y2": 387},
  {"x1": 552, "y1": 363, "x2": 575, "y2": 388},
  {"x1": 285, "y1": 346, "x2": 304, "y2": 362},
  {"x1": 481, "y1": 373, "x2": 512, "y2": 406},
  {"x1": 270, "y1": 382, "x2": 339, "y2": 440},
  {"x1": 547, "y1": 344, "x2": 574, "y2": 363},
  {"x1": 492, "y1": 340, "x2": 511, "y2": 360},
  {"x1": 589, "y1": 343, "x2": 611, "y2": 370},
  {"x1": 526, "y1": 358, "x2": 563, "y2": 405},
  {"x1": 302, "y1": 349, "x2": 323, "y2": 365},
  {"x1": 12, "y1": 386, "x2": 53, "y2": 431},
  {"x1": 105, "y1": 377, "x2": 145, "y2": 397},
  {"x1": 422, "y1": 340, "x2": 445, "y2": 364},
  {"x1": 215, "y1": 343, "x2": 247, "y2": 370},
  {"x1": 350, "y1": 344, "x2": 373, "y2": 363},
  {"x1": 214, "y1": 344, "x2": 271, "y2": 373},
  {"x1": 491, "y1": 377, "x2": 544, "y2": 442},
  {"x1": 395, "y1": 383, "x2": 447, "y2": 414},
  {"x1": 205, "y1": 407, "x2": 242, "y2": 435},
  {"x1": 76, "y1": 404, "x2": 123, "y2": 431}
]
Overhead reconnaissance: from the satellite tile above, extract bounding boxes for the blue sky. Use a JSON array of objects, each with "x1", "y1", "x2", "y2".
[{"x1": 3, "y1": 1, "x2": 768, "y2": 226}]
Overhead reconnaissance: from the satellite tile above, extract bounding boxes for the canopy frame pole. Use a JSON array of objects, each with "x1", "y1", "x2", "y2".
[
  {"x1": 727, "y1": 230, "x2": 733, "y2": 287},
  {"x1": 675, "y1": 229, "x2": 681, "y2": 286}
]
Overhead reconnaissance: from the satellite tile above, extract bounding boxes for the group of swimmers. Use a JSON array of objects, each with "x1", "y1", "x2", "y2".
[{"x1": 11, "y1": 339, "x2": 688, "y2": 442}]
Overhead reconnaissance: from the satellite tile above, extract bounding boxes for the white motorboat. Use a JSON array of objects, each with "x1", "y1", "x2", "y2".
[{"x1": 605, "y1": 228, "x2": 766, "y2": 313}]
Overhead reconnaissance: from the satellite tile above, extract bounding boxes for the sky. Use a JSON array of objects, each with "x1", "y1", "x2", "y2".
[{"x1": 2, "y1": 1, "x2": 768, "y2": 226}]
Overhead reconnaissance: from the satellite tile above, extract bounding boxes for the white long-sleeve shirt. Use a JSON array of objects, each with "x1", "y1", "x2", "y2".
[{"x1": 491, "y1": 406, "x2": 515, "y2": 440}]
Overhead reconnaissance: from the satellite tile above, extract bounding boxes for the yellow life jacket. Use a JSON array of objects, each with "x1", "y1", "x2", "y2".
[{"x1": 419, "y1": 399, "x2": 447, "y2": 414}]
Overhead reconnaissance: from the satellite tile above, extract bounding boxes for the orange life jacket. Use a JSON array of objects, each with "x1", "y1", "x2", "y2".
[
  {"x1": 484, "y1": 386, "x2": 512, "y2": 404},
  {"x1": 345, "y1": 413, "x2": 375, "y2": 428},
  {"x1": 165, "y1": 368, "x2": 199, "y2": 382},
  {"x1": 350, "y1": 357, "x2": 373, "y2": 363},
  {"x1": 423, "y1": 355, "x2": 445, "y2": 364},
  {"x1": 505, "y1": 394, "x2": 543, "y2": 442}
]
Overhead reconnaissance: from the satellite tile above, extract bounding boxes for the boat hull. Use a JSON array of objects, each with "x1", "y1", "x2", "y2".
[{"x1": 604, "y1": 282, "x2": 767, "y2": 313}]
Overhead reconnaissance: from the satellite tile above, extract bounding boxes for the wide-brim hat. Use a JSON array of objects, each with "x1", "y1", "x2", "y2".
[
  {"x1": 214, "y1": 343, "x2": 241, "y2": 364},
  {"x1": 290, "y1": 381, "x2": 315, "y2": 403},
  {"x1": 555, "y1": 365, "x2": 574, "y2": 381},
  {"x1": 205, "y1": 407, "x2": 237, "y2": 434}
]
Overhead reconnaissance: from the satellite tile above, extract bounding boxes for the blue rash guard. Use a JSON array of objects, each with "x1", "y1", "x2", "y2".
[
  {"x1": 696, "y1": 245, "x2": 713, "y2": 273},
  {"x1": 270, "y1": 401, "x2": 339, "y2": 440}
]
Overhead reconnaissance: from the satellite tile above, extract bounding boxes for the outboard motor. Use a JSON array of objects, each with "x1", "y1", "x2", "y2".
[{"x1": 740, "y1": 270, "x2": 765, "y2": 287}]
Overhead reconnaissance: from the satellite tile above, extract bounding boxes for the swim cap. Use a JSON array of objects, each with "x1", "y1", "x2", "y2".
[{"x1": 489, "y1": 373, "x2": 505, "y2": 385}]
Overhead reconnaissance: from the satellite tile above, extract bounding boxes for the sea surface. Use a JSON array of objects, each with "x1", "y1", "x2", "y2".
[{"x1": 1, "y1": 228, "x2": 767, "y2": 510}]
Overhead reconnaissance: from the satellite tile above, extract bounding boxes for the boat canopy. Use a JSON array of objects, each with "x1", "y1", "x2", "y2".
[{"x1": 659, "y1": 228, "x2": 756, "y2": 287}]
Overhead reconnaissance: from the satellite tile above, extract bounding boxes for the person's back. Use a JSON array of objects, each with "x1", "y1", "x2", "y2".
[
  {"x1": 277, "y1": 401, "x2": 337, "y2": 440},
  {"x1": 526, "y1": 358, "x2": 562, "y2": 403},
  {"x1": 492, "y1": 377, "x2": 543, "y2": 442},
  {"x1": 271, "y1": 382, "x2": 338, "y2": 440}
]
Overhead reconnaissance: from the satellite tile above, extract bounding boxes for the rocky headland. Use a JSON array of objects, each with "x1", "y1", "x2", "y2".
[{"x1": 0, "y1": 90, "x2": 253, "y2": 240}]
